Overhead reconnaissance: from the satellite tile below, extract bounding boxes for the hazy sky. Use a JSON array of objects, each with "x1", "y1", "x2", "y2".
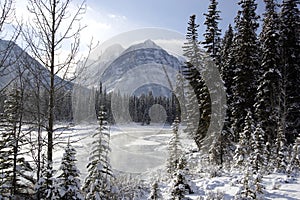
[
  {"x1": 82, "y1": 0, "x2": 266, "y2": 42},
  {"x1": 12, "y1": 0, "x2": 269, "y2": 55}
]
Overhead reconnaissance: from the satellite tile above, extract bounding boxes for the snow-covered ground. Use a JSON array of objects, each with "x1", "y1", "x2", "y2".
[
  {"x1": 181, "y1": 173, "x2": 300, "y2": 200},
  {"x1": 51, "y1": 123, "x2": 300, "y2": 199}
]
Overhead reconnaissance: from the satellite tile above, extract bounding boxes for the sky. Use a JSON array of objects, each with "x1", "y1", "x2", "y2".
[
  {"x1": 9, "y1": 0, "x2": 268, "y2": 57},
  {"x1": 80, "y1": 0, "x2": 266, "y2": 43}
]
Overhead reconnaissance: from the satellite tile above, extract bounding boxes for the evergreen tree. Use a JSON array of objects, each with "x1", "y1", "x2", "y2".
[
  {"x1": 56, "y1": 140, "x2": 84, "y2": 200},
  {"x1": 202, "y1": 0, "x2": 222, "y2": 63},
  {"x1": 275, "y1": 122, "x2": 288, "y2": 173},
  {"x1": 231, "y1": 0, "x2": 260, "y2": 136},
  {"x1": 233, "y1": 110, "x2": 253, "y2": 169},
  {"x1": 182, "y1": 15, "x2": 211, "y2": 149},
  {"x1": 148, "y1": 181, "x2": 162, "y2": 200},
  {"x1": 208, "y1": 129, "x2": 232, "y2": 167},
  {"x1": 0, "y1": 88, "x2": 20, "y2": 198},
  {"x1": 220, "y1": 24, "x2": 235, "y2": 142},
  {"x1": 264, "y1": 141, "x2": 275, "y2": 173},
  {"x1": 288, "y1": 135, "x2": 300, "y2": 174},
  {"x1": 253, "y1": 172, "x2": 264, "y2": 200},
  {"x1": 236, "y1": 156, "x2": 264, "y2": 199},
  {"x1": 0, "y1": 87, "x2": 33, "y2": 198},
  {"x1": 169, "y1": 157, "x2": 192, "y2": 200},
  {"x1": 278, "y1": 0, "x2": 300, "y2": 144},
  {"x1": 254, "y1": 0, "x2": 281, "y2": 143},
  {"x1": 235, "y1": 166, "x2": 257, "y2": 200},
  {"x1": 220, "y1": 24, "x2": 234, "y2": 77},
  {"x1": 174, "y1": 70, "x2": 186, "y2": 121},
  {"x1": 183, "y1": 15, "x2": 202, "y2": 68},
  {"x1": 250, "y1": 123, "x2": 267, "y2": 173},
  {"x1": 35, "y1": 162, "x2": 56, "y2": 200},
  {"x1": 182, "y1": 15, "x2": 202, "y2": 147},
  {"x1": 82, "y1": 106, "x2": 115, "y2": 199},
  {"x1": 167, "y1": 118, "x2": 182, "y2": 175}
]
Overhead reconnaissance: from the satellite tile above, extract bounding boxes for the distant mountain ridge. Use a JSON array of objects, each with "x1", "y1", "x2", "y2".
[{"x1": 0, "y1": 39, "x2": 72, "y2": 90}]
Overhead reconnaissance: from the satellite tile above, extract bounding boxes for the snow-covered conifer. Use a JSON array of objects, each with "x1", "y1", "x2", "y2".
[
  {"x1": 237, "y1": 164, "x2": 265, "y2": 199},
  {"x1": 0, "y1": 87, "x2": 33, "y2": 198},
  {"x1": 82, "y1": 106, "x2": 115, "y2": 199},
  {"x1": 278, "y1": 0, "x2": 300, "y2": 143},
  {"x1": 148, "y1": 181, "x2": 162, "y2": 200},
  {"x1": 250, "y1": 123, "x2": 267, "y2": 173},
  {"x1": 182, "y1": 15, "x2": 208, "y2": 149},
  {"x1": 287, "y1": 135, "x2": 300, "y2": 174},
  {"x1": 174, "y1": 70, "x2": 187, "y2": 122},
  {"x1": 275, "y1": 123, "x2": 288, "y2": 173},
  {"x1": 169, "y1": 157, "x2": 192, "y2": 200},
  {"x1": 202, "y1": 0, "x2": 222, "y2": 63},
  {"x1": 235, "y1": 166, "x2": 256, "y2": 200},
  {"x1": 231, "y1": 0, "x2": 260, "y2": 136},
  {"x1": 233, "y1": 110, "x2": 253, "y2": 169},
  {"x1": 35, "y1": 163, "x2": 57, "y2": 199},
  {"x1": 254, "y1": 0, "x2": 281, "y2": 143},
  {"x1": 220, "y1": 24, "x2": 235, "y2": 144},
  {"x1": 56, "y1": 140, "x2": 84, "y2": 200},
  {"x1": 167, "y1": 118, "x2": 182, "y2": 175}
]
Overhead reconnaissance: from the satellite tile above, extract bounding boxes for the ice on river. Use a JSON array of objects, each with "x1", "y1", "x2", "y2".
[{"x1": 52, "y1": 123, "x2": 175, "y2": 179}]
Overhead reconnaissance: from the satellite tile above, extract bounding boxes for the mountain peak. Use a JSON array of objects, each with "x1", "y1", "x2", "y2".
[
  {"x1": 143, "y1": 39, "x2": 158, "y2": 47},
  {"x1": 122, "y1": 39, "x2": 161, "y2": 55}
]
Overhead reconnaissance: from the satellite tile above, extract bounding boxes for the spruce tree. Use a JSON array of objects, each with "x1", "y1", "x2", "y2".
[
  {"x1": 169, "y1": 157, "x2": 192, "y2": 200},
  {"x1": 182, "y1": 15, "x2": 211, "y2": 150},
  {"x1": 82, "y1": 106, "x2": 115, "y2": 199},
  {"x1": 288, "y1": 135, "x2": 300, "y2": 174},
  {"x1": 0, "y1": 89, "x2": 18, "y2": 198},
  {"x1": 209, "y1": 129, "x2": 232, "y2": 167},
  {"x1": 236, "y1": 153, "x2": 264, "y2": 200},
  {"x1": 254, "y1": 0, "x2": 281, "y2": 143},
  {"x1": 182, "y1": 15, "x2": 201, "y2": 149},
  {"x1": 174, "y1": 70, "x2": 186, "y2": 121},
  {"x1": 167, "y1": 118, "x2": 182, "y2": 175},
  {"x1": 220, "y1": 24, "x2": 234, "y2": 78},
  {"x1": 250, "y1": 123, "x2": 267, "y2": 173},
  {"x1": 231, "y1": 0, "x2": 260, "y2": 136},
  {"x1": 278, "y1": 0, "x2": 300, "y2": 144},
  {"x1": 220, "y1": 24, "x2": 236, "y2": 146},
  {"x1": 202, "y1": 0, "x2": 222, "y2": 63},
  {"x1": 35, "y1": 161, "x2": 56, "y2": 199},
  {"x1": 0, "y1": 87, "x2": 32, "y2": 198},
  {"x1": 233, "y1": 110, "x2": 253, "y2": 169},
  {"x1": 275, "y1": 123, "x2": 288, "y2": 173},
  {"x1": 235, "y1": 166, "x2": 257, "y2": 200},
  {"x1": 56, "y1": 140, "x2": 84, "y2": 200},
  {"x1": 148, "y1": 181, "x2": 162, "y2": 200},
  {"x1": 220, "y1": 24, "x2": 235, "y2": 106}
]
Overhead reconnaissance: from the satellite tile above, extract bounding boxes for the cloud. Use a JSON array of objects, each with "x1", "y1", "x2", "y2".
[
  {"x1": 108, "y1": 14, "x2": 116, "y2": 19},
  {"x1": 108, "y1": 14, "x2": 127, "y2": 21}
]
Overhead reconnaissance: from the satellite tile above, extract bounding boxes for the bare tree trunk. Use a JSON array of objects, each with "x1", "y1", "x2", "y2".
[
  {"x1": 22, "y1": 0, "x2": 88, "y2": 196},
  {"x1": 46, "y1": 0, "x2": 57, "y2": 187}
]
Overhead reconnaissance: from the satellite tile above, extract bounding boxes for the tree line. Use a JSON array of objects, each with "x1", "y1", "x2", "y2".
[{"x1": 94, "y1": 82, "x2": 179, "y2": 125}]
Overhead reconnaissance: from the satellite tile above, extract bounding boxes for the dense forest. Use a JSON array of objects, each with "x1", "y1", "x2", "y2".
[{"x1": 0, "y1": 0, "x2": 299, "y2": 199}]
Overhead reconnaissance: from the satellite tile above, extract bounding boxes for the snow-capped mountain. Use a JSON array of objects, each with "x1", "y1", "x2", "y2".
[
  {"x1": 0, "y1": 39, "x2": 72, "y2": 90},
  {"x1": 98, "y1": 43, "x2": 125, "y2": 63},
  {"x1": 80, "y1": 39, "x2": 184, "y2": 96}
]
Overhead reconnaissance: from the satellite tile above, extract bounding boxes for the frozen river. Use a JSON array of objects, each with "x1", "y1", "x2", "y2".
[
  {"x1": 53, "y1": 124, "x2": 173, "y2": 180},
  {"x1": 110, "y1": 125, "x2": 172, "y2": 174}
]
